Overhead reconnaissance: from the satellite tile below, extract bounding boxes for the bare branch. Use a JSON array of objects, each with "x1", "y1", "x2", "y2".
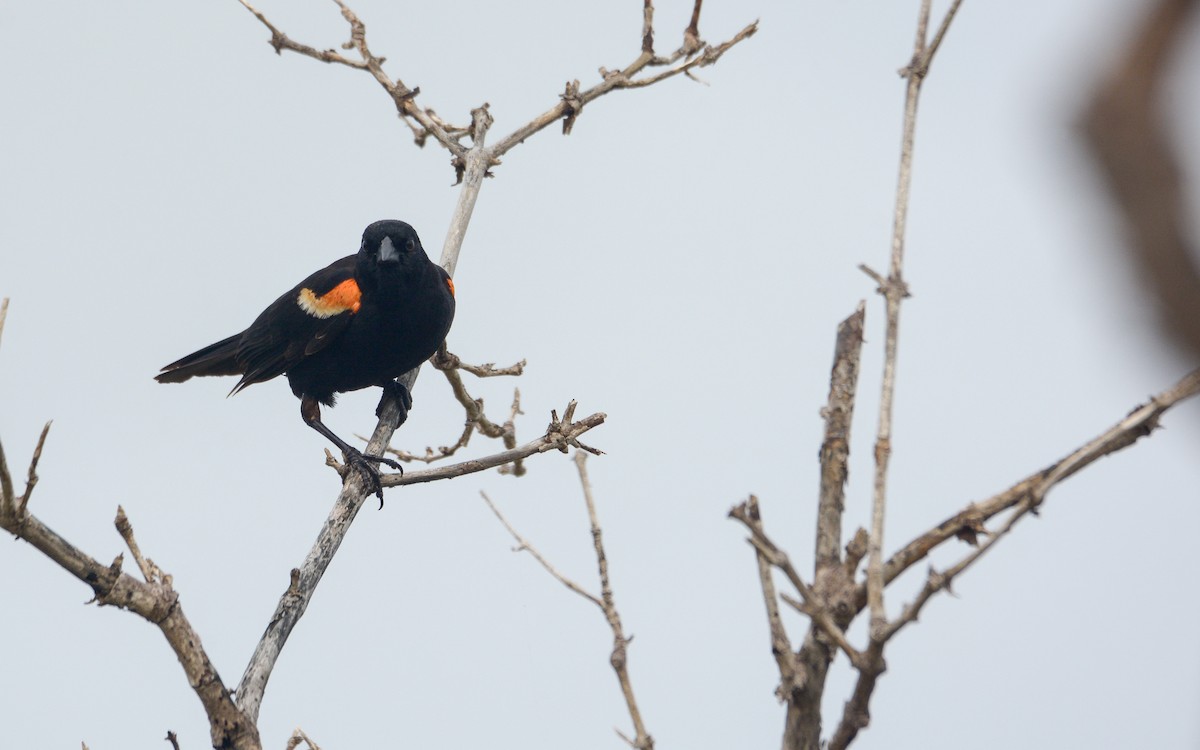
[
  {"x1": 729, "y1": 501, "x2": 863, "y2": 668},
  {"x1": 165, "y1": 730, "x2": 180, "y2": 750},
  {"x1": 864, "y1": 366, "x2": 1200, "y2": 610},
  {"x1": 883, "y1": 499, "x2": 1031, "y2": 641},
  {"x1": 575, "y1": 451, "x2": 653, "y2": 750},
  {"x1": 832, "y1": 3, "x2": 967, "y2": 746},
  {"x1": 738, "y1": 495, "x2": 801, "y2": 700},
  {"x1": 115, "y1": 505, "x2": 161, "y2": 583},
  {"x1": 482, "y1": 453, "x2": 651, "y2": 748},
  {"x1": 481, "y1": 490, "x2": 603, "y2": 608},
  {"x1": 488, "y1": 19, "x2": 757, "y2": 158},
  {"x1": 372, "y1": 404, "x2": 604, "y2": 487},
  {"x1": 0, "y1": 497, "x2": 258, "y2": 748},
  {"x1": 17, "y1": 420, "x2": 50, "y2": 515},
  {"x1": 816, "y1": 303, "x2": 866, "y2": 570},
  {"x1": 825, "y1": 641, "x2": 886, "y2": 750},
  {"x1": 236, "y1": 0, "x2": 466, "y2": 156}
]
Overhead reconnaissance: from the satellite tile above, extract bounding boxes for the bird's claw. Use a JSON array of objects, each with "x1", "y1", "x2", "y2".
[
  {"x1": 343, "y1": 448, "x2": 403, "y2": 508},
  {"x1": 376, "y1": 380, "x2": 413, "y2": 421}
]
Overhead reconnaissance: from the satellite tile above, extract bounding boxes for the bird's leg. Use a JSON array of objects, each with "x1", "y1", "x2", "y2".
[
  {"x1": 375, "y1": 379, "x2": 413, "y2": 426},
  {"x1": 301, "y1": 395, "x2": 402, "y2": 505}
]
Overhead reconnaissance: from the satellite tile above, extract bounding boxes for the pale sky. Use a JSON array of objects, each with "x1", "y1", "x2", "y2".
[{"x1": 2, "y1": 1, "x2": 1198, "y2": 749}]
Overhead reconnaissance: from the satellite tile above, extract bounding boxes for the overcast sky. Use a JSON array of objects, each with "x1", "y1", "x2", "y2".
[{"x1": 2, "y1": 1, "x2": 1199, "y2": 749}]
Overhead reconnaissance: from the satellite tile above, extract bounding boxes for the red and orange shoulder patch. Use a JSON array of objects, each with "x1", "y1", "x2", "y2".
[
  {"x1": 297, "y1": 278, "x2": 362, "y2": 318},
  {"x1": 446, "y1": 276, "x2": 455, "y2": 297}
]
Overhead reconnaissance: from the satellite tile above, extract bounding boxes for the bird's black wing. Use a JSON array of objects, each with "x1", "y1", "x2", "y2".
[{"x1": 231, "y1": 255, "x2": 361, "y2": 394}]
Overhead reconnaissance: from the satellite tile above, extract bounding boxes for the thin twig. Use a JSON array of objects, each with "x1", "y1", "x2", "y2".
[
  {"x1": 17, "y1": 420, "x2": 50, "y2": 515},
  {"x1": 740, "y1": 495, "x2": 801, "y2": 700},
  {"x1": 481, "y1": 491, "x2": 602, "y2": 607},
  {"x1": 883, "y1": 498, "x2": 1032, "y2": 641},
  {"x1": 864, "y1": 0, "x2": 935, "y2": 643},
  {"x1": 490, "y1": 20, "x2": 756, "y2": 157},
  {"x1": 729, "y1": 502, "x2": 863, "y2": 668},
  {"x1": 115, "y1": 505, "x2": 159, "y2": 583},
  {"x1": 575, "y1": 451, "x2": 653, "y2": 750},
  {"x1": 836, "y1": 2, "x2": 962, "y2": 747},
  {"x1": 235, "y1": 0, "x2": 466, "y2": 157},
  {"x1": 482, "y1": 454, "x2": 651, "y2": 748}
]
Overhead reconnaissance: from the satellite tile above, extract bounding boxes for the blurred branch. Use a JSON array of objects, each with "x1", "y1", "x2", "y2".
[{"x1": 1081, "y1": 0, "x2": 1200, "y2": 361}]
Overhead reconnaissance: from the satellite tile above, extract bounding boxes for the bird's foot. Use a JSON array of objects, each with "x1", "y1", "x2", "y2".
[
  {"x1": 376, "y1": 380, "x2": 413, "y2": 422},
  {"x1": 343, "y1": 447, "x2": 404, "y2": 508}
]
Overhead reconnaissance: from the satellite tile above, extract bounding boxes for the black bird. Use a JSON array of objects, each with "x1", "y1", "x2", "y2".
[{"x1": 156, "y1": 220, "x2": 455, "y2": 500}]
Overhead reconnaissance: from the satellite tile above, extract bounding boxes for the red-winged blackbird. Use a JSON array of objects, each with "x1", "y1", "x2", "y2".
[{"x1": 156, "y1": 220, "x2": 455, "y2": 500}]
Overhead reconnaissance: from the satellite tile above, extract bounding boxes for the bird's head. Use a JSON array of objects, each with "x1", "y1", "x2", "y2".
[{"x1": 356, "y1": 220, "x2": 430, "y2": 286}]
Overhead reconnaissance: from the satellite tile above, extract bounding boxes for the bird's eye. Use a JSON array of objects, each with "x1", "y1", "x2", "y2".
[{"x1": 405, "y1": 238, "x2": 416, "y2": 252}]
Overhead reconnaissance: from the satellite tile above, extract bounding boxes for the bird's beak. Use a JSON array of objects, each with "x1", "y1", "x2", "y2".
[{"x1": 378, "y1": 236, "x2": 399, "y2": 263}]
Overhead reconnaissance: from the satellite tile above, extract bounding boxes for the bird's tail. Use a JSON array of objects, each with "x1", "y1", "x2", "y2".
[{"x1": 155, "y1": 334, "x2": 244, "y2": 384}]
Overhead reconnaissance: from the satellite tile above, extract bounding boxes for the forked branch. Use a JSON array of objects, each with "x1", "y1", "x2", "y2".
[{"x1": 483, "y1": 452, "x2": 652, "y2": 749}]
